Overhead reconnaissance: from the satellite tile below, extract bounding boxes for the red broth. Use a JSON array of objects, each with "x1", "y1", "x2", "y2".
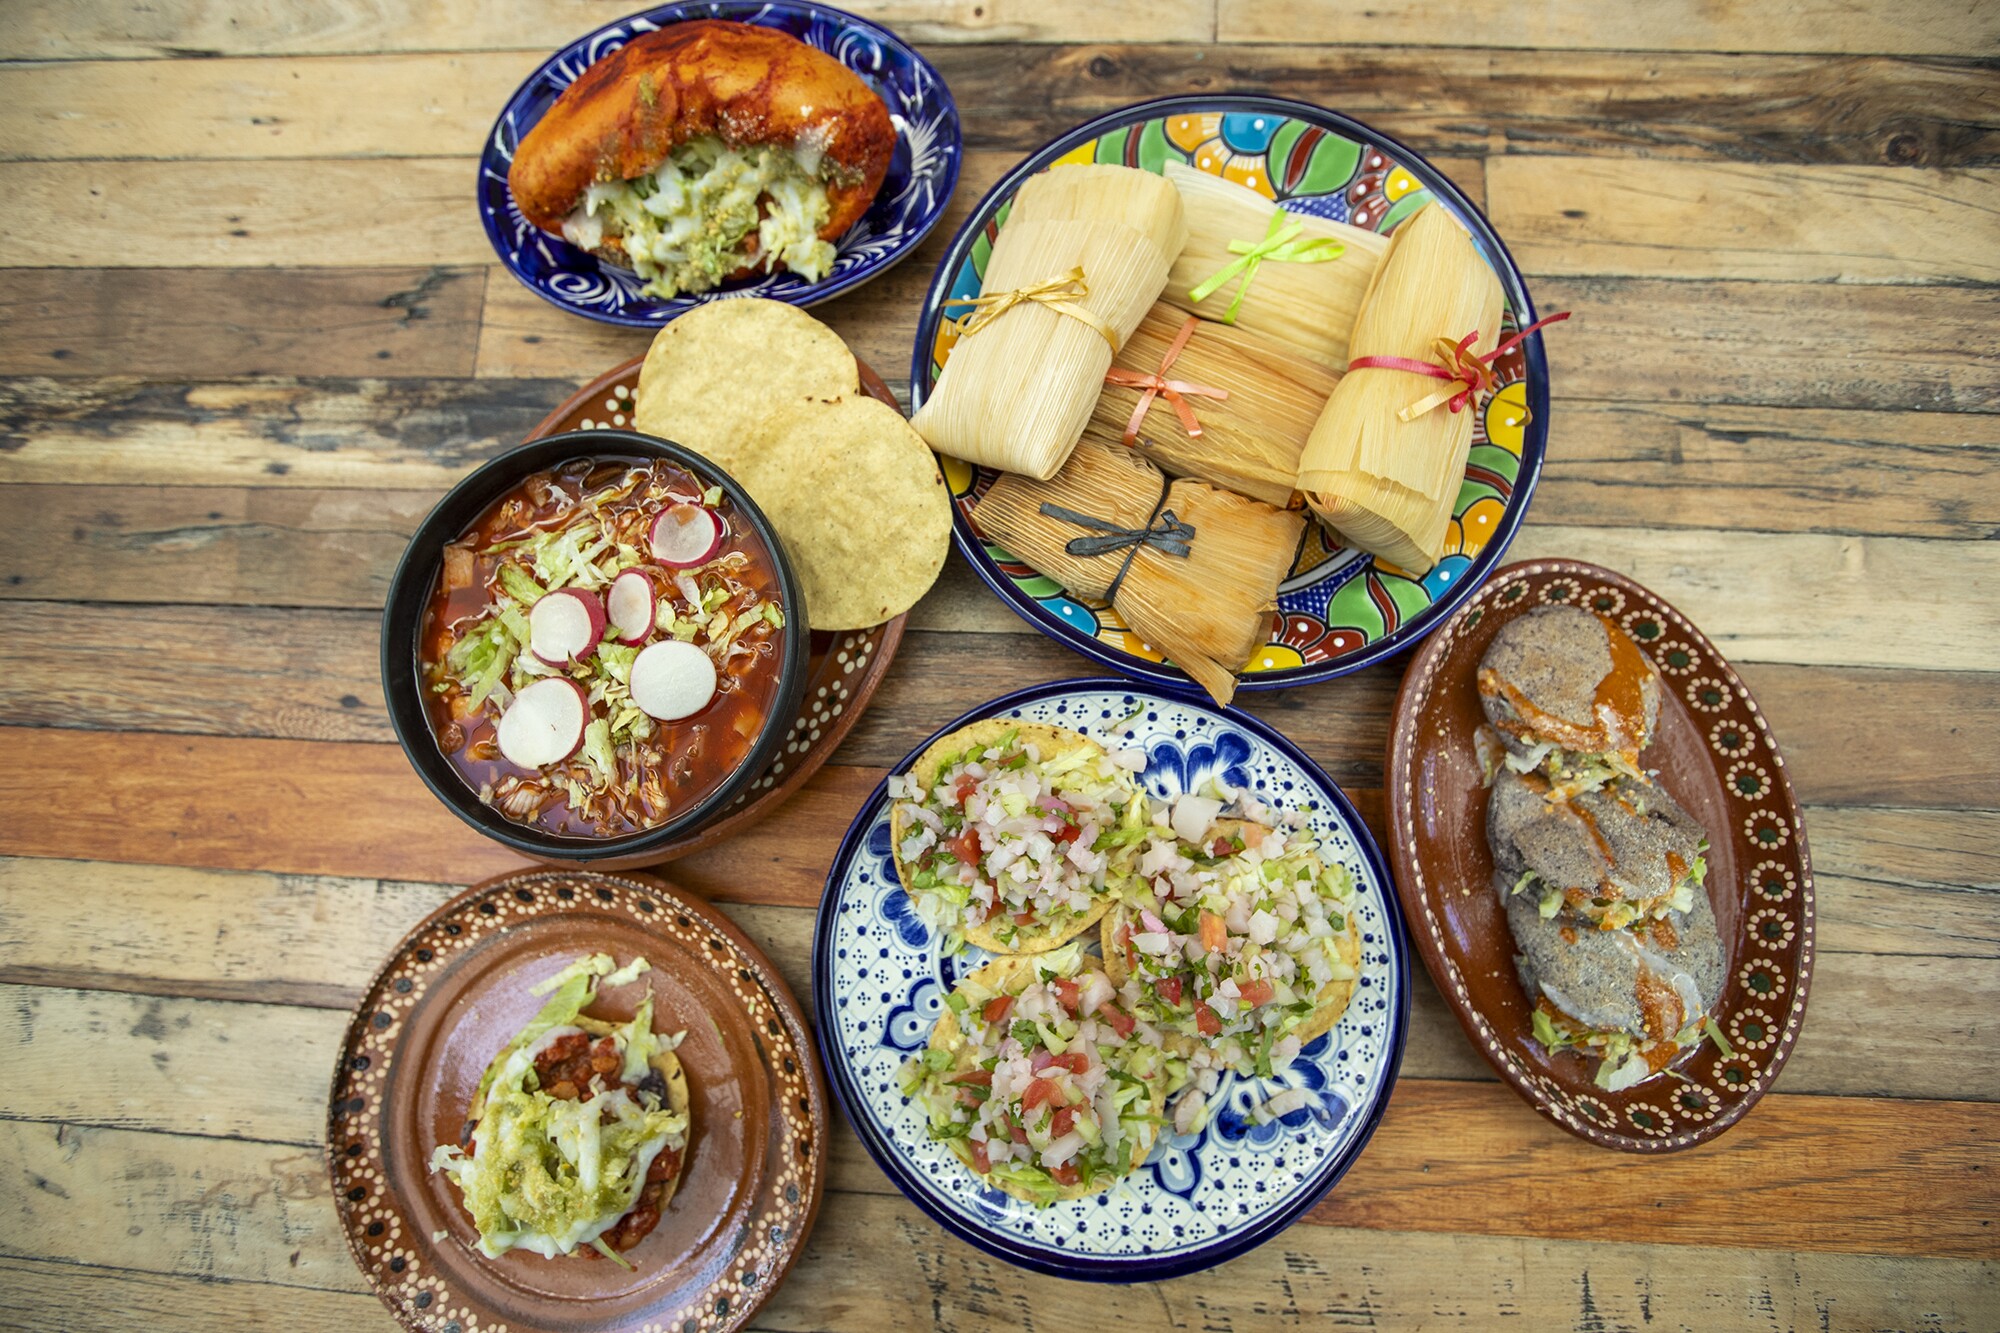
[{"x1": 420, "y1": 456, "x2": 787, "y2": 838}]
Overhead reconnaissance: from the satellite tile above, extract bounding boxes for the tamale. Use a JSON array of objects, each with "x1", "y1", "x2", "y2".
[
  {"x1": 1161, "y1": 161, "x2": 1389, "y2": 372},
  {"x1": 910, "y1": 165, "x2": 1187, "y2": 480},
  {"x1": 970, "y1": 438, "x2": 1304, "y2": 707},
  {"x1": 1116, "y1": 479, "x2": 1304, "y2": 707},
  {"x1": 1296, "y1": 203, "x2": 1503, "y2": 574},
  {"x1": 970, "y1": 438, "x2": 1162, "y2": 602},
  {"x1": 1087, "y1": 301, "x2": 1339, "y2": 508}
]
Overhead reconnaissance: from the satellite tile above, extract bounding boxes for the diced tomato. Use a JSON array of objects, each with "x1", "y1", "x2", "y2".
[
  {"x1": 1195, "y1": 1004, "x2": 1222, "y2": 1036},
  {"x1": 1030, "y1": 1049, "x2": 1056, "y2": 1072},
  {"x1": 1007, "y1": 1115, "x2": 1028, "y2": 1145},
  {"x1": 1049, "y1": 1163, "x2": 1081, "y2": 1187},
  {"x1": 949, "y1": 829, "x2": 982, "y2": 865},
  {"x1": 1053, "y1": 978, "x2": 1083, "y2": 1014},
  {"x1": 1211, "y1": 836, "x2": 1233, "y2": 857},
  {"x1": 1014, "y1": 910, "x2": 1035, "y2": 926},
  {"x1": 1199, "y1": 911, "x2": 1228, "y2": 953},
  {"x1": 1098, "y1": 1003, "x2": 1136, "y2": 1039},
  {"x1": 981, "y1": 995, "x2": 1014, "y2": 1023},
  {"x1": 951, "y1": 1069, "x2": 994, "y2": 1087},
  {"x1": 983, "y1": 897, "x2": 1004, "y2": 921},
  {"x1": 1237, "y1": 979, "x2": 1275, "y2": 1007},
  {"x1": 1052, "y1": 820, "x2": 1082, "y2": 844},
  {"x1": 951, "y1": 774, "x2": 978, "y2": 805},
  {"x1": 1022, "y1": 1078, "x2": 1059, "y2": 1111},
  {"x1": 1050, "y1": 1105, "x2": 1076, "y2": 1138},
  {"x1": 1051, "y1": 1052, "x2": 1091, "y2": 1076},
  {"x1": 1119, "y1": 922, "x2": 1138, "y2": 969},
  {"x1": 956, "y1": 1088, "x2": 982, "y2": 1107},
  {"x1": 968, "y1": 1138, "x2": 991, "y2": 1173},
  {"x1": 1154, "y1": 975, "x2": 1184, "y2": 1007}
]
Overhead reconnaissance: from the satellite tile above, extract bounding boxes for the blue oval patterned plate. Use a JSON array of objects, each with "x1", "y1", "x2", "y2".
[
  {"x1": 811, "y1": 678, "x2": 1409, "y2": 1280},
  {"x1": 479, "y1": 1, "x2": 960, "y2": 327},
  {"x1": 910, "y1": 94, "x2": 1548, "y2": 690}
]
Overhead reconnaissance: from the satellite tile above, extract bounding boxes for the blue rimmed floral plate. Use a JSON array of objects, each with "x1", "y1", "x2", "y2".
[
  {"x1": 910, "y1": 94, "x2": 1548, "y2": 691},
  {"x1": 811, "y1": 679, "x2": 1409, "y2": 1280},
  {"x1": 479, "y1": 1, "x2": 960, "y2": 327}
]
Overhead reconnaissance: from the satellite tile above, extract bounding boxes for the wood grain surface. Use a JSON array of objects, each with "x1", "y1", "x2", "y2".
[{"x1": 0, "y1": 3, "x2": 1994, "y2": 1329}]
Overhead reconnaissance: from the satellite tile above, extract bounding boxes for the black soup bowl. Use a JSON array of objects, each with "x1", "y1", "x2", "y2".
[{"x1": 381, "y1": 429, "x2": 810, "y2": 869}]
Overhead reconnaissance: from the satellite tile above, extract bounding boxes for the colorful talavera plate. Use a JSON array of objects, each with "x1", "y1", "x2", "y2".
[
  {"x1": 329, "y1": 867, "x2": 828, "y2": 1333},
  {"x1": 909, "y1": 94, "x2": 1549, "y2": 692},
  {"x1": 1385, "y1": 560, "x2": 1815, "y2": 1152},
  {"x1": 521, "y1": 352, "x2": 906, "y2": 866},
  {"x1": 812, "y1": 679, "x2": 1409, "y2": 1280},
  {"x1": 480, "y1": 1, "x2": 960, "y2": 328}
]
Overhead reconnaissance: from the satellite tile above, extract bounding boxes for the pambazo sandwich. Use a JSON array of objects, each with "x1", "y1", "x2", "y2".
[{"x1": 508, "y1": 21, "x2": 896, "y2": 299}]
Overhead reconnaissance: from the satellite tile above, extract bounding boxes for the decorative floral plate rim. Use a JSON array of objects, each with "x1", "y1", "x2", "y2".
[
  {"x1": 1385, "y1": 559, "x2": 1816, "y2": 1152},
  {"x1": 525, "y1": 353, "x2": 907, "y2": 864},
  {"x1": 908, "y1": 93, "x2": 1550, "y2": 694},
  {"x1": 478, "y1": 0, "x2": 961, "y2": 328},
  {"x1": 811, "y1": 677, "x2": 1410, "y2": 1281},
  {"x1": 327, "y1": 866, "x2": 829, "y2": 1333}
]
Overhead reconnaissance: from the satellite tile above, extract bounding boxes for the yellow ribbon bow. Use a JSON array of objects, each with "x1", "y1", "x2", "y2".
[
  {"x1": 1186, "y1": 210, "x2": 1347, "y2": 324},
  {"x1": 942, "y1": 266, "x2": 1119, "y2": 350}
]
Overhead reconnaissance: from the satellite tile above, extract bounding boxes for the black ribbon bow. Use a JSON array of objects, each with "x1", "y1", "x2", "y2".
[{"x1": 1037, "y1": 497, "x2": 1197, "y2": 603}]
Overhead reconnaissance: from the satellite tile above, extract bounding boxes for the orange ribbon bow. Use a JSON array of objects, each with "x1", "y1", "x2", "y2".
[
  {"x1": 1101, "y1": 315, "x2": 1230, "y2": 445},
  {"x1": 1348, "y1": 311, "x2": 1571, "y2": 422}
]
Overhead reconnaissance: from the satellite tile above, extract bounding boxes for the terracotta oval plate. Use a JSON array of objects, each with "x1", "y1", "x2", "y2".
[
  {"x1": 911, "y1": 94, "x2": 1551, "y2": 692},
  {"x1": 328, "y1": 867, "x2": 828, "y2": 1332},
  {"x1": 815, "y1": 678, "x2": 1409, "y2": 1280},
  {"x1": 524, "y1": 353, "x2": 906, "y2": 865},
  {"x1": 1386, "y1": 559, "x2": 1814, "y2": 1152}
]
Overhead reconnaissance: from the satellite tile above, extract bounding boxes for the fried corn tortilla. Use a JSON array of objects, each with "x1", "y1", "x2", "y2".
[
  {"x1": 633, "y1": 299, "x2": 951, "y2": 630},
  {"x1": 927, "y1": 955, "x2": 1163, "y2": 1204},
  {"x1": 890, "y1": 719, "x2": 1119, "y2": 954}
]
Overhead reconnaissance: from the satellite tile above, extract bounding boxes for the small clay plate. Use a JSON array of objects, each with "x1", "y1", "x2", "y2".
[
  {"x1": 1385, "y1": 559, "x2": 1814, "y2": 1152},
  {"x1": 328, "y1": 867, "x2": 828, "y2": 1332},
  {"x1": 523, "y1": 354, "x2": 906, "y2": 865}
]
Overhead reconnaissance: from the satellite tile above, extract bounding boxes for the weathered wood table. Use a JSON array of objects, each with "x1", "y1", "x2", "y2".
[{"x1": 1, "y1": 3, "x2": 1995, "y2": 1328}]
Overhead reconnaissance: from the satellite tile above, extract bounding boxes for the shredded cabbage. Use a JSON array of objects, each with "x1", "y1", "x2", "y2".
[
  {"x1": 563, "y1": 135, "x2": 837, "y2": 299},
  {"x1": 431, "y1": 954, "x2": 688, "y2": 1260}
]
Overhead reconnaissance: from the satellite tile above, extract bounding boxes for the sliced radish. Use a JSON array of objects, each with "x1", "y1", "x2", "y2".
[
  {"x1": 628, "y1": 640, "x2": 718, "y2": 721},
  {"x1": 649, "y1": 504, "x2": 723, "y2": 568},
  {"x1": 606, "y1": 569, "x2": 656, "y2": 644},
  {"x1": 529, "y1": 587, "x2": 606, "y2": 665},
  {"x1": 494, "y1": 677, "x2": 588, "y2": 769}
]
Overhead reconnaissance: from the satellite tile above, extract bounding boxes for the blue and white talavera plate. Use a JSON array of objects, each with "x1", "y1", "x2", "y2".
[
  {"x1": 811, "y1": 679, "x2": 1410, "y2": 1281},
  {"x1": 478, "y1": 1, "x2": 961, "y2": 327}
]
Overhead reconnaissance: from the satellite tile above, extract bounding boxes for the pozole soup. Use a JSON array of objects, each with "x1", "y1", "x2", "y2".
[{"x1": 421, "y1": 455, "x2": 789, "y2": 838}]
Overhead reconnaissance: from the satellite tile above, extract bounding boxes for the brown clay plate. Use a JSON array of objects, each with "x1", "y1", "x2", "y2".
[
  {"x1": 523, "y1": 354, "x2": 907, "y2": 865},
  {"x1": 328, "y1": 867, "x2": 828, "y2": 1332},
  {"x1": 1385, "y1": 559, "x2": 1814, "y2": 1152}
]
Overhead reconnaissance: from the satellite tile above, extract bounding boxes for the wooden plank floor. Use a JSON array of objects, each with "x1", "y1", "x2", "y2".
[{"x1": 0, "y1": 2, "x2": 1995, "y2": 1329}]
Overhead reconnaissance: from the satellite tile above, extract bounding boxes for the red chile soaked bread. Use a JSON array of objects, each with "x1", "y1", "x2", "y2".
[{"x1": 507, "y1": 21, "x2": 895, "y2": 256}]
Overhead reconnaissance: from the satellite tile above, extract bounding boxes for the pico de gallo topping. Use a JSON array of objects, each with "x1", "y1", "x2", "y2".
[
  {"x1": 1113, "y1": 783, "x2": 1359, "y2": 1092},
  {"x1": 900, "y1": 943, "x2": 1177, "y2": 1206},
  {"x1": 888, "y1": 729, "x2": 1148, "y2": 952}
]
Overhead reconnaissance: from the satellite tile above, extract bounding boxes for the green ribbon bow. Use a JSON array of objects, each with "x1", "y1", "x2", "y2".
[{"x1": 1185, "y1": 210, "x2": 1347, "y2": 324}]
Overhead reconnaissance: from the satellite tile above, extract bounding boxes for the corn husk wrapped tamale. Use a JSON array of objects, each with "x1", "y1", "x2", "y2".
[
  {"x1": 968, "y1": 436, "x2": 1160, "y2": 602},
  {"x1": 972, "y1": 438, "x2": 1304, "y2": 706},
  {"x1": 1087, "y1": 301, "x2": 1340, "y2": 508},
  {"x1": 1296, "y1": 203, "x2": 1503, "y2": 574},
  {"x1": 1161, "y1": 161, "x2": 1390, "y2": 372},
  {"x1": 911, "y1": 165, "x2": 1188, "y2": 480}
]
